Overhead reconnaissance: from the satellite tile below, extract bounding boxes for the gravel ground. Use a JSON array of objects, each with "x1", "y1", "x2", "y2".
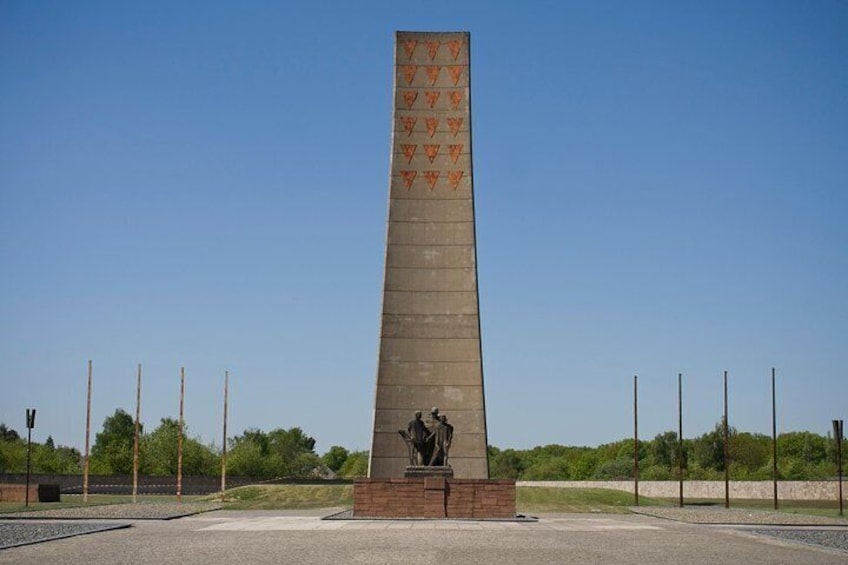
[
  {"x1": 632, "y1": 506, "x2": 848, "y2": 525},
  {"x1": 0, "y1": 503, "x2": 221, "y2": 521},
  {"x1": 749, "y1": 529, "x2": 848, "y2": 553},
  {"x1": 0, "y1": 522, "x2": 130, "y2": 550}
]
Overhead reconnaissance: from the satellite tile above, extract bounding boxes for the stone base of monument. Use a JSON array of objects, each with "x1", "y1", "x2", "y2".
[{"x1": 353, "y1": 476, "x2": 516, "y2": 519}]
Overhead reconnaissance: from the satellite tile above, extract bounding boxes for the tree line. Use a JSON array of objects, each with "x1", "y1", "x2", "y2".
[
  {"x1": 489, "y1": 420, "x2": 845, "y2": 481},
  {"x1": 0, "y1": 410, "x2": 367, "y2": 479},
  {"x1": 1, "y1": 413, "x2": 842, "y2": 481}
]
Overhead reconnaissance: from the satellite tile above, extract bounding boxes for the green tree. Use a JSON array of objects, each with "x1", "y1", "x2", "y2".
[
  {"x1": 90, "y1": 409, "x2": 139, "y2": 474},
  {"x1": 227, "y1": 427, "x2": 320, "y2": 478},
  {"x1": 145, "y1": 418, "x2": 219, "y2": 476},
  {"x1": 322, "y1": 446, "x2": 349, "y2": 473},
  {"x1": 0, "y1": 435, "x2": 26, "y2": 473},
  {"x1": 0, "y1": 423, "x2": 20, "y2": 442},
  {"x1": 34, "y1": 444, "x2": 82, "y2": 474},
  {"x1": 488, "y1": 446, "x2": 524, "y2": 479},
  {"x1": 337, "y1": 450, "x2": 368, "y2": 478}
]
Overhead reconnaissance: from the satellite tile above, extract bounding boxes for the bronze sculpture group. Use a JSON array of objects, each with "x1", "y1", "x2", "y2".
[{"x1": 398, "y1": 407, "x2": 454, "y2": 467}]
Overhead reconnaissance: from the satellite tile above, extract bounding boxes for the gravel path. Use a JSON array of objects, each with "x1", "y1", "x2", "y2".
[
  {"x1": 749, "y1": 529, "x2": 848, "y2": 553},
  {"x1": 0, "y1": 503, "x2": 221, "y2": 521},
  {"x1": 0, "y1": 522, "x2": 130, "y2": 550},
  {"x1": 632, "y1": 506, "x2": 848, "y2": 525}
]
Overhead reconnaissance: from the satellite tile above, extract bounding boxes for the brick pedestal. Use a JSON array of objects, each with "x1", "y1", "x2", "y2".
[{"x1": 353, "y1": 478, "x2": 515, "y2": 519}]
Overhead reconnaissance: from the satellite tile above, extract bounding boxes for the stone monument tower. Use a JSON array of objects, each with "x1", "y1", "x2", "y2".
[{"x1": 368, "y1": 31, "x2": 489, "y2": 479}]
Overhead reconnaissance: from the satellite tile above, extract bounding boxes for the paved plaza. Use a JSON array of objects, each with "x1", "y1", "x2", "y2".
[{"x1": 0, "y1": 509, "x2": 846, "y2": 564}]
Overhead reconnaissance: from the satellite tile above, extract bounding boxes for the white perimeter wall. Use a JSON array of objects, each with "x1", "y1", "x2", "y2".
[{"x1": 518, "y1": 480, "x2": 842, "y2": 501}]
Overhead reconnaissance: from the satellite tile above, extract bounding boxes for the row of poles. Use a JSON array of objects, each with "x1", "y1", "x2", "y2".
[
  {"x1": 632, "y1": 368, "x2": 844, "y2": 516},
  {"x1": 81, "y1": 361, "x2": 230, "y2": 503}
]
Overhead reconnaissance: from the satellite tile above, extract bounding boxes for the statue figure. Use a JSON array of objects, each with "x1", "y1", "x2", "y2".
[
  {"x1": 427, "y1": 414, "x2": 454, "y2": 467},
  {"x1": 407, "y1": 410, "x2": 427, "y2": 465},
  {"x1": 399, "y1": 407, "x2": 455, "y2": 468}
]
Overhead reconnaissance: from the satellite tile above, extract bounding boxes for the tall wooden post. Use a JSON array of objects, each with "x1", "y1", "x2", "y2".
[
  {"x1": 633, "y1": 375, "x2": 639, "y2": 506},
  {"x1": 83, "y1": 360, "x2": 92, "y2": 503},
  {"x1": 132, "y1": 363, "x2": 142, "y2": 503},
  {"x1": 723, "y1": 370, "x2": 730, "y2": 509},
  {"x1": 176, "y1": 367, "x2": 185, "y2": 503},
  {"x1": 221, "y1": 370, "x2": 229, "y2": 500},
  {"x1": 833, "y1": 420, "x2": 845, "y2": 516},
  {"x1": 771, "y1": 368, "x2": 778, "y2": 509},
  {"x1": 678, "y1": 372, "x2": 683, "y2": 508}
]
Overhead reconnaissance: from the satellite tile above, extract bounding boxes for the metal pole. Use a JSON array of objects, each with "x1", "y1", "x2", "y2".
[
  {"x1": 724, "y1": 370, "x2": 729, "y2": 509},
  {"x1": 132, "y1": 363, "x2": 142, "y2": 503},
  {"x1": 833, "y1": 420, "x2": 845, "y2": 516},
  {"x1": 83, "y1": 360, "x2": 92, "y2": 503},
  {"x1": 25, "y1": 411, "x2": 33, "y2": 507},
  {"x1": 221, "y1": 370, "x2": 229, "y2": 501},
  {"x1": 772, "y1": 368, "x2": 778, "y2": 510},
  {"x1": 177, "y1": 367, "x2": 185, "y2": 503},
  {"x1": 634, "y1": 375, "x2": 639, "y2": 506},
  {"x1": 678, "y1": 372, "x2": 683, "y2": 508}
]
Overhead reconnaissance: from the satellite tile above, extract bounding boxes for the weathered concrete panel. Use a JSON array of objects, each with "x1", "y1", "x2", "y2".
[
  {"x1": 388, "y1": 199, "x2": 474, "y2": 223},
  {"x1": 380, "y1": 338, "x2": 480, "y2": 363},
  {"x1": 382, "y1": 291, "x2": 478, "y2": 316},
  {"x1": 385, "y1": 268, "x2": 477, "y2": 292},
  {"x1": 376, "y1": 361, "x2": 482, "y2": 385},
  {"x1": 381, "y1": 313, "x2": 479, "y2": 337},
  {"x1": 387, "y1": 223, "x2": 475, "y2": 246},
  {"x1": 375, "y1": 384, "x2": 485, "y2": 410},
  {"x1": 386, "y1": 245, "x2": 475, "y2": 269}
]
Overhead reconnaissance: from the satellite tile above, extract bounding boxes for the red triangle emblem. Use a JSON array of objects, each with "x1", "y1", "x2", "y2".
[
  {"x1": 400, "y1": 144, "x2": 417, "y2": 164},
  {"x1": 399, "y1": 116, "x2": 417, "y2": 136},
  {"x1": 424, "y1": 144, "x2": 440, "y2": 163},
  {"x1": 424, "y1": 91, "x2": 440, "y2": 109},
  {"x1": 447, "y1": 66, "x2": 464, "y2": 86},
  {"x1": 401, "y1": 90, "x2": 418, "y2": 110},
  {"x1": 447, "y1": 117, "x2": 463, "y2": 136},
  {"x1": 449, "y1": 91, "x2": 463, "y2": 110},
  {"x1": 448, "y1": 144, "x2": 463, "y2": 164},
  {"x1": 426, "y1": 66, "x2": 441, "y2": 86},
  {"x1": 423, "y1": 171, "x2": 440, "y2": 190},
  {"x1": 447, "y1": 170, "x2": 464, "y2": 190},
  {"x1": 447, "y1": 39, "x2": 463, "y2": 60},
  {"x1": 400, "y1": 171, "x2": 417, "y2": 189},
  {"x1": 426, "y1": 40, "x2": 440, "y2": 60},
  {"x1": 402, "y1": 39, "x2": 418, "y2": 59},
  {"x1": 401, "y1": 65, "x2": 418, "y2": 86},
  {"x1": 425, "y1": 117, "x2": 439, "y2": 137}
]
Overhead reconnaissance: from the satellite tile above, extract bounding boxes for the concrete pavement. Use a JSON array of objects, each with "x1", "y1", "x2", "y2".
[{"x1": 0, "y1": 510, "x2": 845, "y2": 564}]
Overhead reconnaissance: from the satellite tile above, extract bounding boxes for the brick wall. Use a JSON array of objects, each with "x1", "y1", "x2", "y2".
[
  {"x1": 354, "y1": 478, "x2": 515, "y2": 518},
  {"x1": 0, "y1": 484, "x2": 38, "y2": 503}
]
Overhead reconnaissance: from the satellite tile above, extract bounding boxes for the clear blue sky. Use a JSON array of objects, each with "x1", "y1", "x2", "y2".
[{"x1": 1, "y1": 1, "x2": 846, "y2": 455}]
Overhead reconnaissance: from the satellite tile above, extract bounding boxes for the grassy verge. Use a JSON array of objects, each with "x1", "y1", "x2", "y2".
[
  {"x1": 0, "y1": 494, "x2": 208, "y2": 514},
  {"x1": 212, "y1": 485, "x2": 354, "y2": 510},
  {"x1": 518, "y1": 487, "x2": 660, "y2": 514},
  {"x1": 654, "y1": 497, "x2": 847, "y2": 519}
]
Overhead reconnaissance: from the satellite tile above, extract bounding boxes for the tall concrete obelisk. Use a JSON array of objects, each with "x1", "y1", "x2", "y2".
[{"x1": 368, "y1": 31, "x2": 489, "y2": 479}]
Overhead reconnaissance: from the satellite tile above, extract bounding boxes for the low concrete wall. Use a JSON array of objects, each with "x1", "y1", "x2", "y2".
[{"x1": 518, "y1": 480, "x2": 841, "y2": 501}]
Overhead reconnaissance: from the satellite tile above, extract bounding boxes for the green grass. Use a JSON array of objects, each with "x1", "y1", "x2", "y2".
[
  {"x1": 655, "y1": 497, "x2": 848, "y2": 519},
  {"x1": 518, "y1": 487, "x2": 660, "y2": 514},
  {"x1": 0, "y1": 494, "x2": 207, "y2": 514},
  {"x1": 212, "y1": 485, "x2": 354, "y2": 510}
]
